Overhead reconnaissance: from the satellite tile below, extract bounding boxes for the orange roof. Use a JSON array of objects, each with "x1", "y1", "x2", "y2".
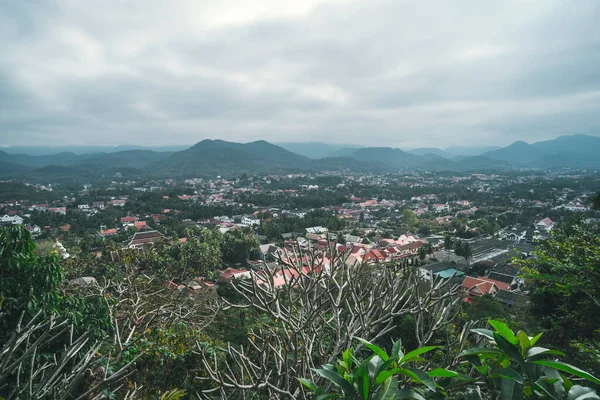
[{"x1": 476, "y1": 276, "x2": 511, "y2": 291}]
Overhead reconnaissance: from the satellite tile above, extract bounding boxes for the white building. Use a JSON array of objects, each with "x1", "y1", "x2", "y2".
[
  {"x1": 1, "y1": 215, "x2": 24, "y2": 225},
  {"x1": 241, "y1": 216, "x2": 260, "y2": 226}
]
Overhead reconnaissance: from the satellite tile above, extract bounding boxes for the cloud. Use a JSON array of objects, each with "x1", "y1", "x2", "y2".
[{"x1": 0, "y1": 0, "x2": 599, "y2": 148}]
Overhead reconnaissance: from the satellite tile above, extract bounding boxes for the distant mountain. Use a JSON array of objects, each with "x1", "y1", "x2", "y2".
[
  {"x1": 79, "y1": 150, "x2": 172, "y2": 169},
  {"x1": 275, "y1": 142, "x2": 361, "y2": 159},
  {"x1": 150, "y1": 139, "x2": 314, "y2": 177},
  {"x1": 0, "y1": 160, "x2": 32, "y2": 177},
  {"x1": 444, "y1": 146, "x2": 501, "y2": 157},
  {"x1": 407, "y1": 148, "x2": 450, "y2": 158},
  {"x1": 0, "y1": 145, "x2": 189, "y2": 155},
  {"x1": 482, "y1": 134, "x2": 600, "y2": 168},
  {"x1": 482, "y1": 141, "x2": 536, "y2": 164}
]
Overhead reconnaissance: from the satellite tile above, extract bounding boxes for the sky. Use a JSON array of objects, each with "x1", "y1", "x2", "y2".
[{"x1": 1, "y1": 0, "x2": 599, "y2": 149}]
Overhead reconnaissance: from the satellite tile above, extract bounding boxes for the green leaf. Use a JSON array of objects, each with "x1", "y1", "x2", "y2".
[
  {"x1": 356, "y1": 371, "x2": 370, "y2": 400},
  {"x1": 368, "y1": 356, "x2": 384, "y2": 381},
  {"x1": 535, "y1": 379, "x2": 560, "y2": 400},
  {"x1": 314, "y1": 395, "x2": 339, "y2": 400},
  {"x1": 297, "y1": 378, "x2": 317, "y2": 392},
  {"x1": 399, "y1": 346, "x2": 440, "y2": 364},
  {"x1": 471, "y1": 328, "x2": 495, "y2": 341},
  {"x1": 529, "y1": 332, "x2": 543, "y2": 347},
  {"x1": 490, "y1": 367, "x2": 524, "y2": 384},
  {"x1": 409, "y1": 369, "x2": 436, "y2": 392},
  {"x1": 493, "y1": 333, "x2": 524, "y2": 364},
  {"x1": 395, "y1": 388, "x2": 426, "y2": 400},
  {"x1": 500, "y1": 377, "x2": 523, "y2": 400},
  {"x1": 342, "y1": 348, "x2": 353, "y2": 369},
  {"x1": 357, "y1": 338, "x2": 390, "y2": 361},
  {"x1": 526, "y1": 347, "x2": 566, "y2": 361},
  {"x1": 427, "y1": 368, "x2": 460, "y2": 378},
  {"x1": 530, "y1": 360, "x2": 600, "y2": 386},
  {"x1": 374, "y1": 376, "x2": 398, "y2": 400},
  {"x1": 517, "y1": 331, "x2": 531, "y2": 355},
  {"x1": 313, "y1": 367, "x2": 357, "y2": 396},
  {"x1": 392, "y1": 339, "x2": 404, "y2": 359},
  {"x1": 458, "y1": 347, "x2": 503, "y2": 358},
  {"x1": 567, "y1": 385, "x2": 600, "y2": 400},
  {"x1": 489, "y1": 320, "x2": 518, "y2": 345}
]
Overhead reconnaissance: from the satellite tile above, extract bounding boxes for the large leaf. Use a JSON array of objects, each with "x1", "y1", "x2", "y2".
[
  {"x1": 529, "y1": 332, "x2": 544, "y2": 347},
  {"x1": 409, "y1": 369, "x2": 436, "y2": 392},
  {"x1": 530, "y1": 360, "x2": 600, "y2": 386},
  {"x1": 500, "y1": 377, "x2": 523, "y2": 400},
  {"x1": 471, "y1": 328, "x2": 495, "y2": 341},
  {"x1": 489, "y1": 320, "x2": 518, "y2": 345},
  {"x1": 534, "y1": 379, "x2": 560, "y2": 400},
  {"x1": 313, "y1": 367, "x2": 357, "y2": 396},
  {"x1": 374, "y1": 376, "x2": 398, "y2": 400},
  {"x1": 490, "y1": 367, "x2": 524, "y2": 384},
  {"x1": 517, "y1": 331, "x2": 531, "y2": 355},
  {"x1": 297, "y1": 378, "x2": 317, "y2": 392},
  {"x1": 567, "y1": 385, "x2": 600, "y2": 400},
  {"x1": 392, "y1": 339, "x2": 404, "y2": 359},
  {"x1": 399, "y1": 346, "x2": 440, "y2": 364},
  {"x1": 356, "y1": 372, "x2": 370, "y2": 400},
  {"x1": 458, "y1": 347, "x2": 502, "y2": 358},
  {"x1": 427, "y1": 368, "x2": 460, "y2": 378},
  {"x1": 493, "y1": 333, "x2": 524, "y2": 364},
  {"x1": 395, "y1": 388, "x2": 426, "y2": 400},
  {"x1": 357, "y1": 338, "x2": 390, "y2": 361},
  {"x1": 368, "y1": 356, "x2": 384, "y2": 381},
  {"x1": 526, "y1": 347, "x2": 566, "y2": 361}
]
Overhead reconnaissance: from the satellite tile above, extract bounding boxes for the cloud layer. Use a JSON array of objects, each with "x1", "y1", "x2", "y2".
[{"x1": 1, "y1": 0, "x2": 599, "y2": 148}]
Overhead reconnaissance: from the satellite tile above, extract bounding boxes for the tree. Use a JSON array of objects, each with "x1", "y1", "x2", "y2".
[
  {"x1": 518, "y1": 218, "x2": 600, "y2": 375},
  {"x1": 197, "y1": 247, "x2": 461, "y2": 398},
  {"x1": 221, "y1": 228, "x2": 260, "y2": 265},
  {"x1": 402, "y1": 209, "x2": 418, "y2": 226},
  {"x1": 443, "y1": 234, "x2": 453, "y2": 261}
]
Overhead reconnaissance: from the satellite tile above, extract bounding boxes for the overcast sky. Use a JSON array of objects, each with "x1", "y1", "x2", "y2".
[{"x1": 1, "y1": 0, "x2": 599, "y2": 149}]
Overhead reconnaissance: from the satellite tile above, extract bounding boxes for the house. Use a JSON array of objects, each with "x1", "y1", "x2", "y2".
[
  {"x1": 486, "y1": 271, "x2": 516, "y2": 287},
  {"x1": 92, "y1": 201, "x2": 105, "y2": 209},
  {"x1": 111, "y1": 199, "x2": 126, "y2": 207},
  {"x1": 418, "y1": 262, "x2": 465, "y2": 281},
  {"x1": 461, "y1": 276, "x2": 511, "y2": 299},
  {"x1": 30, "y1": 204, "x2": 49, "y2": 211},
  {"x1": 534, "y1": 217, "x2": 555, "y2": 231},
  {"x1": 306, "y1": 226, "x2": 328, "y2": 234},
  {"x1": 461, "y1": 276, "x2": 500, "y2": 298},
  {"x1": 121, "y1": 216, "x2": 137, "y2": 223},
  {"x1": 344, "y1": 234, "x2": 362, "y2": 244},
  {"x1": 127, "y1": 230, "x2": 165, "y2": 248},
  {"x1": 134, "y1": 221, "x2": 149, "y2": 230},
  {"x1": 78, "y1": 204, "x2": 91, "y2": 211},
  {"x1": 433, "y1": 204, "x2": 450, "y2": 212},
  {"x1": 219, "y1": 267, "x2": 251, "y2": 281},
  {"x1": 49, "y1": 207, "x2": 67, "y2": 215},
  {"x1": 259, "y1": 244, "x2": 280, "y2": 261},
  {"x1": 494, "y1": 290, "x2": 528, "y2": 307},
  {"x1": 241, "y1": 216, "x2": 260, "y2": 226},
  {"x1": 100, "y1": 228, "x2": 118, "y2": 236},
  {"x1": 1, "y1": 215, "x2": 24, "y2": 225}
]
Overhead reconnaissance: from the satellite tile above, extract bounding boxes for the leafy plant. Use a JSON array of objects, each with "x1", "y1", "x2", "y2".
[
  {"x1": 460, "y1": 319, "x2": 600, "y2": 399},
  {"x1": 298, "y1": 337, "x2": 466, "y2": 399}
]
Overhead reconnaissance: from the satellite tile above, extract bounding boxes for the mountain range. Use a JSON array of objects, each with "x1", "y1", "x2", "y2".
[{"x1": 0, "y1": 134, "x2": 599, "y2": 182}]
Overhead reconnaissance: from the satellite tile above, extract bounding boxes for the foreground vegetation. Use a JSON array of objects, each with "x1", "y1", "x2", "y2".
[{"x1": 0, "y1": 213, "x2": 599, "y2": 398}]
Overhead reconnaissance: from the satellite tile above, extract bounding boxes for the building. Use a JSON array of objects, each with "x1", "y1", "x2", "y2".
[
  {"x1": 127, "y1": 230, "x2": 165, "y2": 248},
  {"x1": 241, "y1": 216, "x2": 260, "y2": 226},
  {"x1": 1, "y1": 215, "x2": 24, "y2": 225}
]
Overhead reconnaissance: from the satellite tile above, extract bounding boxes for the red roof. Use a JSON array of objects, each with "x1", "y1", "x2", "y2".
[
  {"x1": 121, "y1": 216, "x2": 136, "y2": 222},
  {"x1": 100, "y1": 228, "x2": 118, "y2": 235}
]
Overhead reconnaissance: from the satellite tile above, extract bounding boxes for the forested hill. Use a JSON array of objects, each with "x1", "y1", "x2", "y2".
[{"x1": 3, "y1": 134, "x2": 600, "y2": 181}]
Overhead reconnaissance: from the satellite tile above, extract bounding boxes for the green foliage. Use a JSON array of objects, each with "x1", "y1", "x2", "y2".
[
  {"x1": 299, "y1": 337, "x2": 462, "y2": 399},
  {"x1": 300, "y1": 321, "x2": 600, "y2": 399},
  {"x1": 518, "y1": 218, "x2": 600, "y2": 374},
  {"x1": 0, "y1": 225, "x2": 112, "y2": 339},
  {"x1": 462, "y1": 319, "x2": 600, "y2": 399}
]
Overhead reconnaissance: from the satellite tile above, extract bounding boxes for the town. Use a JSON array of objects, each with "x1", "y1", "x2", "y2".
[{"x1": 2, "y1": 169, "x2": 598, "y2": 311}]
